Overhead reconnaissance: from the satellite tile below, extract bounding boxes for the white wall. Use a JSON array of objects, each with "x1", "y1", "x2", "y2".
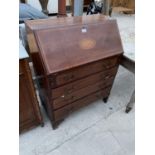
[{"x1": 47, "y1": 0, "x2": 58, "y2": 13}]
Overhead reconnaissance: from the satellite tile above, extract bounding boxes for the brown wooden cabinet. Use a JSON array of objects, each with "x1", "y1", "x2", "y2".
[
  {"x1": 26, "y1": 15, "x2": 123, "y2": 129},
  {"x1": 19, "y1": 58, "x2": 43, "y2": 133}
]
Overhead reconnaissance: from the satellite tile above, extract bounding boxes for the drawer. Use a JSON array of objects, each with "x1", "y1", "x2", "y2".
[
  {"x1": 72, "y1": 87, "x2": 111, "y2": 111},
  {"x1": 49, "y1": 56, "x2": 119, "y2": 88},
  {"x1": 53, "y1": 104, "x2": 72, "y2": 121},
  {"x1": 52, "y1": 78, "x2": 114, "y2": 110},
  {"x1": 51, "y1": 66, "x2": 118, "y2": 99},
  {"x1": 53, "y1": 87, "x2": 110, "y2": 122}
]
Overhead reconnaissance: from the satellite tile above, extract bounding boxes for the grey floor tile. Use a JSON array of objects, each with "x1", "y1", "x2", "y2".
[
  {"x1": 31, "y1": 100, "x2": 116, "y2": 155},
  {"x1": 106, "y1": 110, "x2": 135, "y2": 154},
  {"x1": 110, "y1": 131, "x2": 135, "y2": 154},
  {"x1": 46, "y1": 130, "x2": 121, "y2": 155},
  {"x1": 19, "y1": 149, "x2": 35, "y2": 155}
]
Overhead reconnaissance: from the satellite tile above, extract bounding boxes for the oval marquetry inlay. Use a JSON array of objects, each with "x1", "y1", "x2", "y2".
[{"x1": 79, "y1": 38, "x2": 96, "y2": 50}]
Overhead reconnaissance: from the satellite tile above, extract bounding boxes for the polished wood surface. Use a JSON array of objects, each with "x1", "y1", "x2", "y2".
[
  {"x1": 25, "y1": 15, "x2": 106, "y2": 76},
  {"x1": 48, "y1": 56, "x2": 118, "y2": 88},
  {"x1": 53, "y1": 87, "x2": 111, "y2": 122},
  {"x1": 51, "y1": 67, "x2": 117, "y2": 99},
  {"x1": 19, "y1": 58, "x2": 43, "y2": 133},
  {"x1": 52, "y1": 78, "x2": 114, "y2": 110},
  {"x1": 26, "y1": 15, "x2": 106, "y2": 32},
  {"x1": 26, "y1": 15, "x2": 123, "y2": 129},
  {"x1": 34, "y1": 20, "x2": 123, "y2": 74}
]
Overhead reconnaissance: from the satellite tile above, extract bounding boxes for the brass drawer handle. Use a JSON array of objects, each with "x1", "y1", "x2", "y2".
[
  {"x1": 105, "y1": 75, "x2": 111, "y2": 79},
  {"x1": 64, "y1": 86, "x2": 74, "y2": 95},
  {"x1": 60, "y1": 95, "x2": 75, "y2": 101},
  {"x1": 102, "y1": 63, "x2": 110, "y2": 69},
  {"x1": 106, "y1": 66, "x2": 110, "y2": 69},
  {"x1": 64, "y1": 89, "x2": 73, "y2": 95},
  {"x1": 100, "y1": 74, "x2": 111, "y2": 80},
  {"x1": 61, "y1": 95, "x2": 65, "y2": 98},
  {"x1": 63, "y1": 74, "x2": 75, "y2": 81},
  {"x1": 70, "y1": 74, "x2": 75, "y2": 80}
]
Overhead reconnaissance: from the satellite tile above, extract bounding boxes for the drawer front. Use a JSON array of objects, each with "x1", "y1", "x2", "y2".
[
  {"x1": 72, "y1": 87, "x2": 111, "y2": 111},
  {"x1": 52, "y1": 78, "x2": 114, "y2": 110},
  {"x1": 53, "y1": 104, "x2": 72, "y2": 122},
  {"x1": 53, "y1": 87, "x2": 110, "y2": 122},
  {"x1": 52, "y1": 66, "x2": 118, "y2": 99},
  {"x1": 49, "y1": 56, "x2": 119, "y2": 88}
]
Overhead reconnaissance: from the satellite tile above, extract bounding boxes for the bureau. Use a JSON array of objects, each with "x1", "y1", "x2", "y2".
[{"x1": 26, "y1": 15, "x2": 123, "y2": 129}]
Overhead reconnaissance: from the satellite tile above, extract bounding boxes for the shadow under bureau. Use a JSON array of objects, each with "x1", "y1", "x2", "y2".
[{"x1": 26, "y1": 15, "x2": 123, "y2": 129}]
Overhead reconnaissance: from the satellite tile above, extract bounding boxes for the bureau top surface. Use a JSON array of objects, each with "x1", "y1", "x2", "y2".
[
  {"x1": 26, "y1": 15, "x2": 106, "y2": 31},
  {"x1": 34, "y1": 18, "x2": 123, "y2": 75}
]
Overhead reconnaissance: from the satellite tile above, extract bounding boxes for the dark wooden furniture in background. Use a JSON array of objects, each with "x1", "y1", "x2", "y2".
[
  {"x1": 19, "y1": 57, "x2": 43, "y2": 133},
  {"x1": 71, "y1": 0, "x2": 74, "y2": 16},
  {"x1": 58, "y1": 0, "x2": 67, "y2": 17},
  {"x1": 26, "y1": 15, "x2": 123, "y2": 129},
  {"x1": 121, "y1": 55, "x2": 135, "y2": 73},
  {"x1": 121, "y1": 55, "x2": 135, "y2": 113}
]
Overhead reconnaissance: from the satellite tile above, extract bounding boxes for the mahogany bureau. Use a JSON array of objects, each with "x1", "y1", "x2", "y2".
[{"x1": 26, "y1": 15, "x2": 123, "y2": 129}]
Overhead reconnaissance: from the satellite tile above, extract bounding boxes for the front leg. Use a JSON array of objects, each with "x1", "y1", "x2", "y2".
[
  {"x1": 52, "y1": 119, "x2": 65, "y2": 130},
  {"x1": 125, "y1": 90, "x2": 135, "y2": 113},
  {"x1": 103, "y1": 96, "x2": 109, "y2": 103}
]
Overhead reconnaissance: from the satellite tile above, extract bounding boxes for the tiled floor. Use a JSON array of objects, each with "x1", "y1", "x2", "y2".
[{"x1": 19, "y1": 13, "x2": 135, "y2": 155}]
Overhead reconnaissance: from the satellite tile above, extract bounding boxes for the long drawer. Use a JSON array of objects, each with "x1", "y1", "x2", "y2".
[
  {"x1": 53, "y1": 87, "x2": 111, "y2": 121},
  {"x1": 49, "y1": 56, "x2": 119, "y2": 88},
  {"x1": 52, "y1": 77, "x2": 114, "y2": 110},
  {"x1": 51, "y1": 67, "x2": 118, "y2": 99}
]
